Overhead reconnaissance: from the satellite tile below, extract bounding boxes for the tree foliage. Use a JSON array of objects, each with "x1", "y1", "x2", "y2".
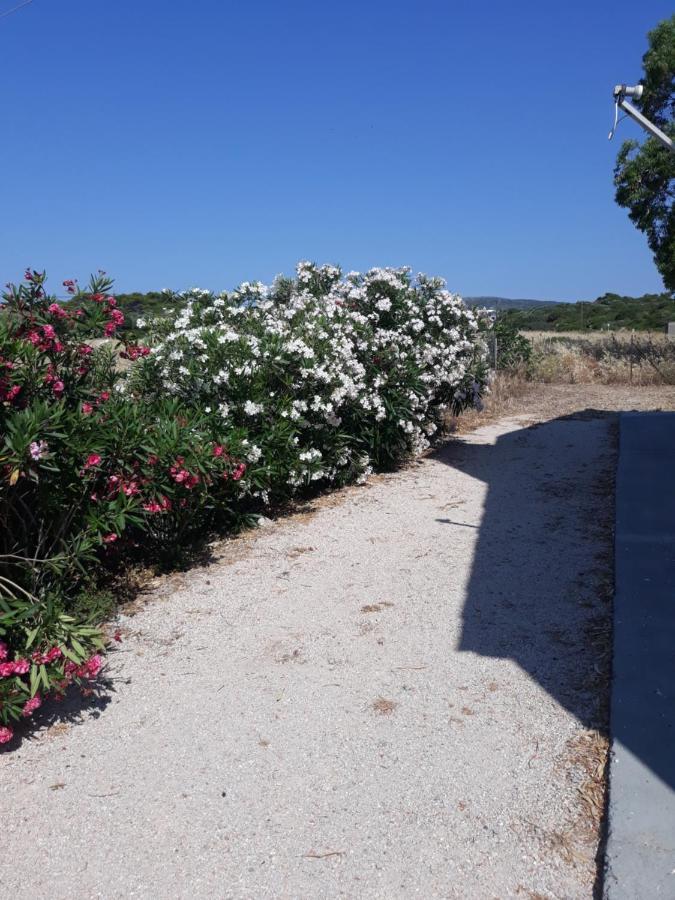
[
  {"x1": 500, "y1": 291, "x2": 675, "y2": 331},
  {"x1": 614, "y1": 15, "x2": 675, "y2": 292}
]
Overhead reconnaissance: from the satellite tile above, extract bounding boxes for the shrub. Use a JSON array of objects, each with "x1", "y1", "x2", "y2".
[
  {"x1": 1, "y1": 262, "x2": 488, "y2": 743},
  {"x1": 492, "y1": 317, "x2": 533, "y2": 373},
  {"x1": 0, "y1": 272, "x2": 248, "y2": 741},
  {"x1": 131, "y1": 262, "x2": 489, "y2": 496}
]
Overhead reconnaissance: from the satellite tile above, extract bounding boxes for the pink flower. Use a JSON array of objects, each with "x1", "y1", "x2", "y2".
[
  {"x1": 12, "y1": 658, "x2": 29, "y2": 675},
  {"x1": 84, "y1": 453, "x2": 102, "y2": 469},
  {"x1": 0, "y1": 662, "x2": 14, "y2": 677},
  {"x1": 63, "y1": 279, "x2": 78, "y2": 294},
  {"x1": 77, "y1": 344, "x2": 94, "y2": 356},
  {"x1": 79, "y1": 654, "x2": 103, "y2": 679},
  {"x1": 108, "y1": 309, "x2": 125, "y2": 326},
  {"x1": 0, "y1": 641, "x2": 7, "y2": 661},
  {"x1": 41, "y1": 324, "x2": 56, "y2": 341},
  {"x1": 232, "y1": 463, "x2": 247, "y2": 481},
  {"x1": 22, "y1": 694, "x2": 42, "y2": 717},
  {"x1": 52, "y1": 380, "x2": 65, "y2": 396},
  {"x1": 102, "y1": 533, "x2": 117, "y2": 544},
  {"x1": 81, "y1": 402, "x2": 94, "y2": 415},
  {"x1": 48, "y1": 303, "x2": 68, "y2": 319},
  {"x1": 103, "y1": 322, "x2": 116, "y2": 337},
  {"x1": 29, "y1": 440, "x2": 48, "y2": 461},
  {"x1": 121, "y1": 344, "x2": 151, "y2": 361},
  {"x1": 98, "y1": 391, "x2": 110, "y2": 403},
  {"x1": 0, "y1": 726, "x2": 13, "y2": 744},
  {"x1": 32, "y1": 646, "x2": 62, "y2": 665},
  {"x1": 213, "y1": 445, "x2": 225, "y2": 458},
  {"x1": 6, "y1": 385, "x2": 21, "y2": 402},
  {"x1": 143, "y1": 500, "x2": 162, "y2": 513}
]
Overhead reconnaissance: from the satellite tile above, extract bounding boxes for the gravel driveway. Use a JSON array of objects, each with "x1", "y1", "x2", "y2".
[{"x1": 1, "y1": 409, "x2": 615, "y2": 899}]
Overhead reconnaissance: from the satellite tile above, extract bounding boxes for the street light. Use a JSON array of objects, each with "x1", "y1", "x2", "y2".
[{"x1": 609, "y1": 84, "x2": 674, "y2": 152}]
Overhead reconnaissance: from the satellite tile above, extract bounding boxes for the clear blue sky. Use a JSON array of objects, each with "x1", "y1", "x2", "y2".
[{"x1": 1, "y1": 0, "x2": 672, "y2": 299}]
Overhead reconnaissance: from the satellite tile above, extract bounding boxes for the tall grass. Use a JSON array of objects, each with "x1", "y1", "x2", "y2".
[{"x1": 527, "y1": 333, "x2": 675, "y2": 385}]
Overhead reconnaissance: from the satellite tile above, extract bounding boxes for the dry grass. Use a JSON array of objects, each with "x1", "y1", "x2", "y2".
[
  {"x1": 566, "y1": 730, "x2": 609, "y2": 831},
  {"x1": 526, "y1": 331, "x2": 675, "y2": 385},
  {"x1": 525, "y1": 330, "x2": 672, "y2": 344}
]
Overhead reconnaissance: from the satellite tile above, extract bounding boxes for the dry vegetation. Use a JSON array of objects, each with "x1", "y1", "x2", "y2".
[
  {"x1": 526, "y1": 330, "x2": 675, "y2": 385},
  {"x1": 452, "y1": 329, "x2": 675, "y2": 434}
]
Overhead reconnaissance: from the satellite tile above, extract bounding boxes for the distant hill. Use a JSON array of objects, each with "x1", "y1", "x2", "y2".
[
  {"x1": 464, "y1": 296, "x2": 562, "y2": 310},
  {"x1": 499, "y1": 292, "x2": 675, "y2": 332}
]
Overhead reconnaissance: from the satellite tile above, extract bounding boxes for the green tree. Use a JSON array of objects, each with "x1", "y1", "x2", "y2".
[{"x1": 614, "y1": 15, "x2": 675, "y2": 292}]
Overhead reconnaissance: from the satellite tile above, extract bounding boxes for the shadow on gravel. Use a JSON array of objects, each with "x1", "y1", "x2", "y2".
[
  {"x1": 1, "y1": 675, "x2": 114, "y2": 752},
  {"x1": 435, "y1": 409, "x2": 618, "y2": 892},
  {"x1": 439, "y1": 406, "x2": 673, "y2": 793},
  {"x1": 436, "y1": 409, "x2": 615, "y2": 734}
]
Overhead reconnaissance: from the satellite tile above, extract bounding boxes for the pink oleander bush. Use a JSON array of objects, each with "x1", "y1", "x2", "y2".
[{"x1": 0, "y1": 271, "x2": 249, "y2": 743}]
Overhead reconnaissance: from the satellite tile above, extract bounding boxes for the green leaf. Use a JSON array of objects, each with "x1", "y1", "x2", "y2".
[
  {"x1": 30, "y1": 665, "x2": 39, "y2": 696},
  {"x1": 59, "y1": 644, "x2": 80, "y2": 664},
  {"x1": 25, "y1": 626, "x2": 40, "y2": 649},
  {"x1": 70, "y1": 638, "x2": 86, "y2": 659}
]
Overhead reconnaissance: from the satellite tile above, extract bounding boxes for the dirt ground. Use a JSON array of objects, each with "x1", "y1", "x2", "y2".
[
  {"x1": 457, "y1": 381, "x2": 675, "y2": 432},
  {"x1": 4, "y1": 382, "x2": 669, "y2": 898}
]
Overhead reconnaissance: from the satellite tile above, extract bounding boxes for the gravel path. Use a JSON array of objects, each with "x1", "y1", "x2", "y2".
[{"x1": 1, "y1": 410, "x2": 615, "y2": 899}]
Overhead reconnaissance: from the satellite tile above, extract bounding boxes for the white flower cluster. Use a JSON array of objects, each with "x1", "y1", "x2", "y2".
[{"x1": 133, "y1": 261, "x2": 487, "y2": 494}]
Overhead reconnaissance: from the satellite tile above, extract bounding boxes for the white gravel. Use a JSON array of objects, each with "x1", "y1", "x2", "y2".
[{"x1": 0, "y1": 413, "x2": 614, "y2": 899}]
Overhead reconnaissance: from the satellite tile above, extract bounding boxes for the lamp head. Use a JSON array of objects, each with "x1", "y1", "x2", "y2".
[{"x1": 613, "y1": 84, "x2": 644, "y2": 100}]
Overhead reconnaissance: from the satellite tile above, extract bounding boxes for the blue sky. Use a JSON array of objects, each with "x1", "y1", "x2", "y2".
[{"x1": 1, "y1": 0, "x2": 672, "y2": 299}]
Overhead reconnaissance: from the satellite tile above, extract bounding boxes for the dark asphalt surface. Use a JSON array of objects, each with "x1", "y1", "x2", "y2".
[{"x1": 605, "y1": 412, "x2": 675, "y2": 898}]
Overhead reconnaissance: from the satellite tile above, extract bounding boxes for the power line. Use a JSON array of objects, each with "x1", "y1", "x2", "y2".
[{"x1": 0, "y1": 0, "x2": 33, "y2": 20}]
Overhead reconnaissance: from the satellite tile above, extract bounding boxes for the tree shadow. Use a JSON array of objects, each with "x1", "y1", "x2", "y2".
[{"x1": 432, "y1": 407, "x2": 674, "y2": 797}]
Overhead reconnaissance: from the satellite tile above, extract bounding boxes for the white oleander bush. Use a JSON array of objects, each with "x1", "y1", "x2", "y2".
[{"x1": 130, "y1": 261, "x2": 490, "y2": 503}]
